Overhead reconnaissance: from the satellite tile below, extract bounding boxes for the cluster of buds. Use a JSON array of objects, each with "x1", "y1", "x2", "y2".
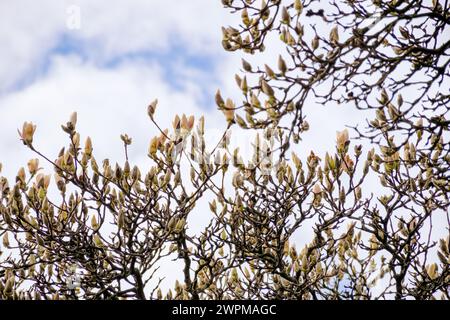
[
  {"x1": 167, "y1": 216, "x2": 186, "y2": 234},
  {"x1": 35, "y1": 173, "x2": 51, "y2": 190},
  {"x1": 173, "y1": 114, "x2": 195, "y2": 134}
]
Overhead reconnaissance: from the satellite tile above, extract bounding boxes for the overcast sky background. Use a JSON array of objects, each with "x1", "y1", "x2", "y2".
[{"x1": 0, "y1": 1, "x2": 446, "y2": 296}]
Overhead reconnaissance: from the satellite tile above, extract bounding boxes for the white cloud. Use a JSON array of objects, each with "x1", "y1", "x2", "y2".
[
  {"x1": 0, "y1": 0, "x2": 63, "y2": 91},
  {"x1": 0, "y1": 0, "x2": 237, "y2": 92},
  {"x1": 0, "y1": 54, "x2": 219, "y2": 174}
]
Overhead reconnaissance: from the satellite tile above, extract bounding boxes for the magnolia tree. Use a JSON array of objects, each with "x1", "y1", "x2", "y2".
[{"x1": 0, "y1": 0, "x2": 449, "y2": 300}]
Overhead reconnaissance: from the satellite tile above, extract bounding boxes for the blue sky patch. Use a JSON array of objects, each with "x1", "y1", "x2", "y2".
[{"x1": 1, "y1": 32, "x2": 221, "y2": 111}]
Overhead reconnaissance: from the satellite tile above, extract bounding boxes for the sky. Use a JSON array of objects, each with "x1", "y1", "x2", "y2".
[
  {"x1": 1, "y1": 1, "x2": 446, "y2": 297},
  {"x1": 0, "y1": 1, "x2": 233, "y2": 172}
]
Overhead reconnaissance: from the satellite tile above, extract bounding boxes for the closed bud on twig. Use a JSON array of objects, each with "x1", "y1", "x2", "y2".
[
  {"x1": 312, "y1": 36, "x2": 319, "y2": 51},
  {"x1": 172, "y1": 115, "x2": 181, "y2": 130},
  {"x1": 261, "y1": 79, "x2": 274, "y2": 96},
  {"x1": 387, "y1": 103, "x2": 400, "y2": 121},
  {"x1": 19, "y1": 122, "x2": 37, "y2": 145},
  {"x1": 342, "y1": 154, "x2": 354, "y2": 174},
  {"x1": 84, "y1": 137, "x2": 93, "y2": 156},
  {"x1": 69, "y1": 112, "x2": 77, "y2": 127},
  {"x1": 72, "y1": 132, "x2": 80, "y2": 148},
  {"x1": 336, "y1": 129, "x2": 350, "y2": 152},
  {"x1": 223, "y1": 99, "x2": 235, "y2": 123},
  {"x1": 264, "y1": 64, "x2": 275, "y2": 79},
  {"x1": 379, "y1": 88, "x2": 389, "y2": 105},
  {"x1": 329, "y1": 26, "x2": 339, "y2": 44},
  {"x1": 376, "y1": 108, "x2": 387, "y2": 122},
  {"x1": 157, "y1": 288, "x2": 162, "y2": 300},
  {"x1": 36, "y1": 173, "x2": 51, "y2": 190},
  {"x1": 294, "y1": 0, "x2": 303, "y2": 13},
  {"x1": 415, "y1": 118, "x2": 423, "y2": 140},
  {"x1": 399, "y1": 26, "x2": 409, "y2": 39},
  {"x1": 281, "y1": 6, "x2": 290, "y2": 24},
  {"x1": 131, "y1": 165, "x2": 141, "y2": 181},
  {"x1": 167, "y1": 216, "x2": 177, "y2": 232},
  {"x1": 241, "y1": 58, "x2": 252, "y2": 72},
  {"x1": 278, "y1": 55, "x2": 287, "y2": 74},
  {"x1": 380, "y1": 175, "x2": 388, "y2": 187},
  {"x1": 214, "y1": 151, "x2": 221, "y2": 165},
  {"x1": 251, "y1": 93, "x2": 261, "y2": 108},
  {"x1": 235, "y1": 114, "x2": 247, "y2": 128},
  {"x1": 4, "y1": 276, "x2": 14, "y2": 296},
  {"x1": 91, "y1": 215, "x2": 99, "y2": 230},
  {"x1": 241, "y1": 8, "x2": 250, "y2": 26},
  {"x1": 215, "y1": 89, "x2": 225, "y2": 108},
  {"x1": 426, "y1": 263, "x2": 438, "y2": 280},
  {"x1": 355, "y1": 186, "x2": 362, "y2": 200},
  {"x1": 3, "y1": 232, "x2": 10, "y2": 248},
  {"x1": 17, "y1": 167, "x2": 26, "y2": 183},
  {"x1": 339, "y1": 186, "x2": 346, "y2": 204},
  {"x1": 181, "y1": 114, "x2": 188, "y2": 130},
  {"x1": 313, "y1": 183, "x2": 321, "y2": 195},
  {"x1": 54, "y1": 173, "x2": 65, "y2": 192},
  {"x1": 147, "y1": 99, "x2": 158, "y2": 119},
  {"x1": 397, "y1": 94, "x2": 403, "y2": 107},
  {"x1": 163, "y1": 170, "x2": 171, "y2": 186},
  {"x1": 232, "y1": 172, "x2": 244, "y2": 188},
  {"x1": 174, "y1": 218, "x2": 186, "y2": 233},
  {"x1": 240, "y1": 76, "x2": 248, "y2": 93},
  {"x1": 291, "y1": 152, "x2": 301, "y2": 170},
  {"x1": 35, "y1": 232, "x2": 44, "y2": 246},
  {"x1": 149, "y1": 137, "x2": 159, "y2": 157},
  {"x1": 197, "y1": 116, "x2": 205, "y2": 135},
  {"x1": 93, "y1": 234, "x2": 104, "y2": 247},
  {"x1": 181, "y1": 114, "x2": 195, "y2": 131},
  {"x1": 209, "y1": 200, "x2": 217, "y2": 213}
]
